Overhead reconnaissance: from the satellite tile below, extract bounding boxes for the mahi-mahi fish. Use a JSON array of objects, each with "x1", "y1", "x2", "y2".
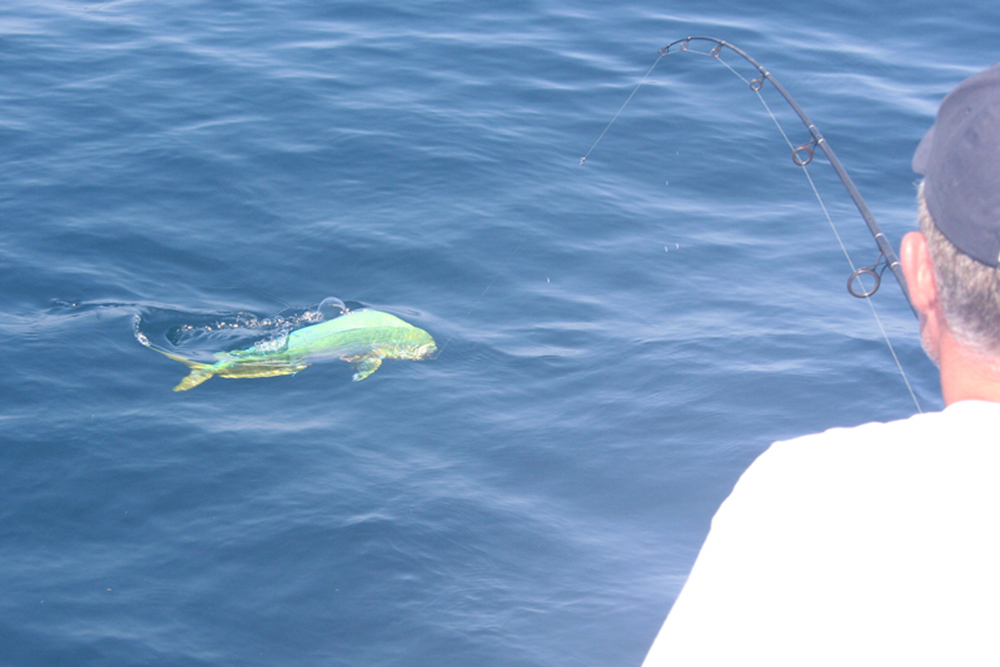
[{"x1": 144, "y1": 309, "x2": 436, "y2": 391}]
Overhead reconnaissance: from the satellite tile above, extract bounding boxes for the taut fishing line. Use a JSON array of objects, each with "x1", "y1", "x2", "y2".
[{"x1": 582, "y1": 36, "x2": 922, "y2": 412}]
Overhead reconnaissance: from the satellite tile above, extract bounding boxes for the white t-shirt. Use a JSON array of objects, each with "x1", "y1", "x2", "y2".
[{"x1": 642, "y1": 400, "x2": 1000, "y2": 666}]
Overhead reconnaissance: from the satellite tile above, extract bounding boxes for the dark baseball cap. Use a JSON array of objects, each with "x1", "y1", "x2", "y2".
[{"x1": 913, "y1": 63, "x2": 1000, "y2": 267}]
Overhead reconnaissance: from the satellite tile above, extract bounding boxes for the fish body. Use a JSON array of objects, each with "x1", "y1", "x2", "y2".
[{"x1": 146, "y1": 309, "x2": 436, "y2": 391}]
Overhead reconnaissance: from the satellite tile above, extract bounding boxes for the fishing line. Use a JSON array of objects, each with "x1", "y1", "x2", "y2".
[
  {"x1": 718, "y1": 51, "x2": 921, "y2": 412},
  {"x1": 580, "y1": 55, "x2": 664, "y2": 166},
  {"x1": 582, "y1": 36, "x2": 922, "y2": 412}
]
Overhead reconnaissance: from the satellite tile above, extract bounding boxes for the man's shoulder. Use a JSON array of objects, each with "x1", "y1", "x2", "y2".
[
  {"x1": 727, "y1": 400, "x2": 1000, "y2": 514},
  {"x1": 772, "y1": 399, "x2": 1000, "y2": 455},
  {"x1": 644, "y1": 401, "x2": 1000, "y2": 667}
]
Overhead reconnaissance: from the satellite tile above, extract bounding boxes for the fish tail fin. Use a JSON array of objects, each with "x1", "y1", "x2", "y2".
[
  {"x1": 173, "y1": 367, "x2": 215, "y2": 391},
  {"x1": 142, "y1": 343, "x2": 218, "y2": 391}
]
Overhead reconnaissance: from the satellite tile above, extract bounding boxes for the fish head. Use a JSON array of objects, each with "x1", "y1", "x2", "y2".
[
  {"x1": 396, "y1": 329, "x2": 437, "y2": 360},
  {"x1": 414, "y1": 341, "x2": 437, "y2": 359}
]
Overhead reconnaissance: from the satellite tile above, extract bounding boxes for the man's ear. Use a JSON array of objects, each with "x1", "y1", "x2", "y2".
[{"x1": 900, "y1": 231, "x2": 939, "y2": 316}]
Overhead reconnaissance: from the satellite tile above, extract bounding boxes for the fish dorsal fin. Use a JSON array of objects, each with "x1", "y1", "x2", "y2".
[
  {"x1": 226, "y1": 331, "x2": 290, "y2": 359},
  {"x1": 351, "y1": 356, "x2": 382, "y2": 381}
]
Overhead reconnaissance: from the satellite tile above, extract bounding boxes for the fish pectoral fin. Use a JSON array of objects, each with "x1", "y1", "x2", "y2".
[{"x1": 349, "y1": 356, "x2": 382, "y2": 381}]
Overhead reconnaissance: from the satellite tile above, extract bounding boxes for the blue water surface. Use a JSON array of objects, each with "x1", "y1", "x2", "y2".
[{"x1": 1, "y1": 1, "x2": 996, "y2": 665}]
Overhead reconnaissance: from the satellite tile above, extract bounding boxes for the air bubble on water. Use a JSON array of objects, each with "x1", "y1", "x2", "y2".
[
  {"x1": 317, "y1": 296, "x2": 347, "y2": 321},
  {"x1": 250, "y1": 330, "x2": 290, "y2": 354},
  {"x1": 133, "y1": 316, "x2": 151, "y2": 347}
]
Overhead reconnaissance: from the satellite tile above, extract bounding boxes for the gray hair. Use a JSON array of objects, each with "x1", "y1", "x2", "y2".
[{"x1": 918, "y1": 182, "x2": 1000, "y2": 355}]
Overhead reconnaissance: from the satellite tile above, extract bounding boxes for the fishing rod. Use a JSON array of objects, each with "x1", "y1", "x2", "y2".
[
  {"x1": 584, "y1": 36, "x2": 917, "y2": 317},
  {"x1": 582, "y1": 36, "x2": 923, "y2": 411}
]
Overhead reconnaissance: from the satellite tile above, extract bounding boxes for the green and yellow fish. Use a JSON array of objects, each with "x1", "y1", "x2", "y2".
[{"x1": 143, "y1": 309, "x2": 436, "y2": 391}]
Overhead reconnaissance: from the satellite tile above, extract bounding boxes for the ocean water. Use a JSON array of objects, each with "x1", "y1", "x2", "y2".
[{"x1": 1, "y1": 1, "x2": 996, "y2": 665}]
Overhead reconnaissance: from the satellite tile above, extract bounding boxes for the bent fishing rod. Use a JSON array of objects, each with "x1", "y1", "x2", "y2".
[{"x1": 583, "y1": 36, "x2": 916, "y2": 317}]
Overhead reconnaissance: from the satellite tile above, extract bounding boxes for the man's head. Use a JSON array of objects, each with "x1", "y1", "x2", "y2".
[
  {"x1": 913, "y1": 63, "x2": 1000, "y2": 267},
  {"x1": 902, "y1": 63, "x2": 1000, "y2": 401},
  {"x1": 914, "y1": 183, "x2": 1000, "y2": 359}
]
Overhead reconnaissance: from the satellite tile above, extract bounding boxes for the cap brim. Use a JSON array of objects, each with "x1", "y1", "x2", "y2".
[{"x1": 913, "y1": 124, "x2": 934, "y2": 174}]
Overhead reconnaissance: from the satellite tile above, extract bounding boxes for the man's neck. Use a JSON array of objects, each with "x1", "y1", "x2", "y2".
[{"x1": 939, "y1": 332, "x2": 1000, "y2": 405}]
